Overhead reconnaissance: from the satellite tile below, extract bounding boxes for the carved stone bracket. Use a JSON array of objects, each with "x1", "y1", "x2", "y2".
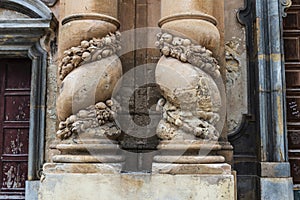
[{"x1": 281, "y1": 0, "x2": 292, "y2": 17}]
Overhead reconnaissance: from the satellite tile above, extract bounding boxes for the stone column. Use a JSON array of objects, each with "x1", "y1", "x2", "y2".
[
  {"x1": 45, "y1": 0, "x2": 124, "y2": 173},
  {"x1": 153, "y1": 0, "x2": 233, "y2": 175}
]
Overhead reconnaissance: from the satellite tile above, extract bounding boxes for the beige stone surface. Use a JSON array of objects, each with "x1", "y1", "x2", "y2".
[
  {"x1": 155, "y1": 56, "x2": 222, "y2": 141},
  {"x1": 63, "y1": 0, "x2": 118, "y2": 18},
  {"x1": 159, "y1": 0, "x2": 220, "y2": 54},
  {"x1": 152, "y1": 163, "x2": 231, "y2": 175},
  {"x1": 52, "y1": 155, "x2": 125, "y2": 163},
  {"x1": 161, "y1": 0, "x2": 214, "y2": 17},
  {"x1": 0, "y1": 8, "x2": 29, "y2": 19},
  {"x1": 59, "y1": 20, "x2": 118, "y2": 57},
  {"x1": 56, "y1": 55, "x2": 122, "y2": 120},
  {"x1": 153, "y1": 155, "x2": 225, "y2": 164},
  {"x1": 58, "y1": 0, "x2": 119, "y2": 60},
  {"x1": 45, "y1": 62, "x2": 59, "y2": 162},
  {"x1": 224, "y1": 0, "x2": 247, "y2": 132},
  {"x1": 43, "y1": 163, "x2": 123, "y2": 174},
  {"x1": 161, "y1": 19, "x2": 220, "y2": 54},
  {"x1": 39, "y1": 173, "x2": 235, "y2": 200}
]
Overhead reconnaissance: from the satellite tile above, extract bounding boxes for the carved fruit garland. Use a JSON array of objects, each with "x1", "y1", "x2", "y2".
[
  {"x1": 57, "y1": 99, "x2": 121, "y2": 140},
  {"x1": 59, "y1": 31, "x2": 121, "y2": 80},
  {"x1": 155, "y1": 32, "x2": 222, "y2": 141},
  {"x1": 57, "y1": 31, "x2": 122, "y2": 140},
  {"x1": 155, "y1": 33, "x2": 221, "y2": 78}
]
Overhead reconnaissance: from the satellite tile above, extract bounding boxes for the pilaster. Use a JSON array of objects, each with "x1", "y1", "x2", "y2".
[{"x1": 255, "y1": 1, "x2": 293, "y2": 197}]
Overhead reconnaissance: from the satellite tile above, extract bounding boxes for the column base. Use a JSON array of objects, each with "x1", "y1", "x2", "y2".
[
  {"x1": 39, "y1": 172, "x2": 235, "y2": 200},
  {"x1": 43, "y1": 163, "x2": 124, "y2": 174},
  {"x1": 152, "y1": 163, "x2": 231, "y2": 174},
  {"x1": 259, "y1": 177, "x2": 293, "y2": 200},
  {"x1": 25, "y1": 180, "x2": 40, "y2": 200}
]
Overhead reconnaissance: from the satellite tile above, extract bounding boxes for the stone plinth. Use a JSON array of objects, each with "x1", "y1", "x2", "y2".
[{"x1": 39, "y1": 172, "x2": 235, "y2": 200}]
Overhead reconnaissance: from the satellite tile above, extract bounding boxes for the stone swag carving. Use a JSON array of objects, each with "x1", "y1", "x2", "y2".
[
  {"x1": 56, "y1": 31, "x2": 122, "y2": 142},
  {"x1": 59, "y1": 32, "x2": 121, "y2": 81},
  {"x1": 56, "y1": 100, "x2": 121, "y2": 140},
  {"x1": 53, "y1": 31, "x2": 124, "y2": 165},
  {"x1": 155, "y1": 32, "x2": 222, "y2": 142}
]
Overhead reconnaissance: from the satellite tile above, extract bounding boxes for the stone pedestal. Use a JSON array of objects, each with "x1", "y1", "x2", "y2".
[
  {"x1": 52, "y1": 138, "x2": 124, "y2": 171},
  {"x1": 39, "y1": 172, "x2": 235, "y2": 200},
  {"x1": 152, "y1": 140, "x2": 229, "y2": 174}
]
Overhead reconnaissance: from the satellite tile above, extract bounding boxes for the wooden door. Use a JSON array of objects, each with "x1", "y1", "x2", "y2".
[{"x1": 0, "y1": 59, "x2": 31, "y2": 198}]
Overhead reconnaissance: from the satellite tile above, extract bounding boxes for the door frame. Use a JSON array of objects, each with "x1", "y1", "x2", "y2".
[{"x1": 0, "y1": 0, "x2": 56, "y2": 182}]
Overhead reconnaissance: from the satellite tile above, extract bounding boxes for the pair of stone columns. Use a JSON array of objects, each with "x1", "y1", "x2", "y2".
[{"x1": 47, "y1": 0, "x2": 231, "y2": 175}]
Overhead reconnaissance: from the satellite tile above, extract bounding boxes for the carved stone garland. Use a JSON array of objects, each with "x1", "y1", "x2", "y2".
[
  {"x1": 56, "y1": 100, "x2": 121, "y2": 140},
  {"x1": 59, "y1": 31, "x2": 121, "y2": 81},
  {"x1": 153, "y1": 32, "x2": 226, "y2": 173},
  {"x1": 53, "y1": 32, "x2": 124, "y2": 166},
  {"x1": 155, "y1": 33, "x2": 221, "y2": 141}
]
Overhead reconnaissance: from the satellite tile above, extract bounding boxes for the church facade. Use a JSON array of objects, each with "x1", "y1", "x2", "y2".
[{"x1": 0, "y1": 0, "x2": 298, "y2": 199}]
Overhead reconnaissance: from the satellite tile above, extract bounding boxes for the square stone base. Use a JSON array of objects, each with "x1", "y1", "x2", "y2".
[
  {"x1": 260, "y1": 177, "x2": 294, "y2": 200},
  {"x1": 25, "y1": 180, "x2": 40, "y2": 200},
  {"x1": 39, "y1": 165, "x2": 235, "y2": 200}
]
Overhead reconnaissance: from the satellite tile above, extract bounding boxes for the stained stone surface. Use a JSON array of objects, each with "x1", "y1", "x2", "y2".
[
  {"x1": 39, "y1": 173, "x2": 235, "y2": 200},
  {"x1": 224, "y1": 0, "x2": 247, "y2": 132},
  {"x1": 0, "y1": 8, "x2": 30, "y2": 19},
  {"x1": 56, "y1": 55, "x2": 122, "y2": 121},
  {"x1": 152, "y1": 163, "x2": 231, "y2": 175}
]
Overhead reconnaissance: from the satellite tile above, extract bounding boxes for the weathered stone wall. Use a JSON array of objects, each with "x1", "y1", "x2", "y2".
[
  {"x1": 224, "y1": 0, "x2": 247, "y2": 132},
  {"x1": 45, "y1": 61, "x2": 59, "y2": 162},
  {"x1": 39, "y1": 173, "x2": 235, "y2": 200},
  {"x1": 44, "y1": 0, "x2": 248, "y2": 163},
  {"x1": 45, "y1": 2, "x2": 60, "y2": 162}
]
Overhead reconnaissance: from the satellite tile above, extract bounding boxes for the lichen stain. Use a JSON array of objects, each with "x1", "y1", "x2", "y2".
[
  {"x1": 276, "y1": 96, "x2": 284, "y2": 136},
  {"x1": 121, "y1": 175, "x2": 145, "y2": 189},
  {"x1": 270, "y1": 53, "x2": 282, "y2": 62}
]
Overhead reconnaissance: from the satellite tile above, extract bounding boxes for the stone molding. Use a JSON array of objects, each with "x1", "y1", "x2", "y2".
[
  {"x1": 158, "y1": 12, "x2": 218, "y2": 27},
  {"x1": 0, "y1": 0, "x2": 53, "y2": 18},
  {"x1": 40, "y1": 0, "x2": 58, "y2": 7},
  {"x1": 62, "y1": 13, "x2": 120, "y2": 28}
]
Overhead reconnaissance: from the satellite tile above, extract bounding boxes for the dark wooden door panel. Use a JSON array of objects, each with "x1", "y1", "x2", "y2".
[
  {"x1": 284, "y1": 36, "x2": 300, "y2": 62},
  {"x1": 4, "y1": 95, "x2": 30, "y2": 122},
  {"x1": 0, "y1": 59, "x2": 31, "y2": 198},
  {"x1": 284, "y1": 4, "x2": 300, "y2": 185}
]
